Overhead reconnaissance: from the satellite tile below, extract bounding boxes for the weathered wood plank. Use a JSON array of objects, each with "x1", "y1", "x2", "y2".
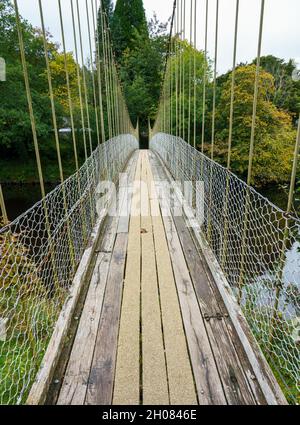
[
  {"x1": 85, "y1": 233, "x2": 128, "y2": 405},
  {"x1": 55, "y1": 153, "x2": 137, "y2": 406},
  {"x1": 117, "y1": 152, "x2": 138, "y2": 234},
  {"x1": 176, "y1": 215, "x2": 267, "y2": 405},
  {"x1": 151, "y1": 150, "x2": 287, "y2": 406},
  {"x1": 57, "y1": 252, "x2": 111, "y2": 405},
  {"x1": 150, "y1": 152, "x2": 264, "y2": 405},
  {"x1": 141, "y1": 153, "x2": 169, "y2": 405},
  {"x1": 212, "y1": 290, "x2": 267, "y2": 404},
  {"x1": 26, "y1": 216, "x2": 105, "y2": 406},
  {"x1": 173, "y1": 214, "x2": 257, "y2": 405},
  {"x1": 112, "y1": 218, "x2": 141, "y2": 405},
  {"x1": 196, "y1": 233, "x2": 288, "y2": 405},
  {"x1": 113, "y1": 153, "x2": 141, "y2": 405},
  {"x1": 145, "y1": 155, "x2": 197, "y2": 406},
  {"x1": 150, "y1": 158, "x2": 227, "y2": 405},
  {"x1": 162, "y1": 213, "x2": 227, "y2": 405}
]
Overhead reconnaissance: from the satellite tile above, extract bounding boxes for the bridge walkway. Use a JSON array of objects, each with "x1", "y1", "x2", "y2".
[{"x1": 52, "y1": 150, "x2": 283, "y2": 405}]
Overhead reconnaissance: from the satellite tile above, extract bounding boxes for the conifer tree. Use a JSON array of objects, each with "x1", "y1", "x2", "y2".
[
  {"x1": 97, "y1": 0, "x2": 114, "y2": 57},
  {"x1": 102, "y1": 0, "x2": 114, "y2": 23},
  {"x1": 111, "y1": 0, "x2": 149, "y2": 59}
]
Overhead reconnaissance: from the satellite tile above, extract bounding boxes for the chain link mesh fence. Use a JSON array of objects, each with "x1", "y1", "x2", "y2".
[
  {"x1": 151, "y1": 133, "x2": 300, "y2": 404},
  {"x1": 0, "y1": 135, "x2": 138, "y2": 405}
]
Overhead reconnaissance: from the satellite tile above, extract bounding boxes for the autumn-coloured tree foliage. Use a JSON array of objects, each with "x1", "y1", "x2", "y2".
[
  {"x1": 211, "y1": 65, "x2": 296, "y2": 186},
  {"x1": 168, "y1": 40, "x2": 211, "y2": 140}
]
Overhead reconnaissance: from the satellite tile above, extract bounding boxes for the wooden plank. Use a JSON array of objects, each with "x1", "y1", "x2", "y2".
[
  {"x1": 173, "y1": 214, "x2": 257, "y2": 405},
  {"x1": 113, "y1": 153, "x2": 141, "y2": 405},
  {"x1": 112, "y1": 218, "x2": 141, "y2": 405},
  {"x1": 129, "y1": 152, "x2": 142, "y2": 220},
  {"x1": 141, "y1": 153, "x2": 169, "y2": 405},
  {"x1": 55, "y1": 154, "x2": 138, "y2": 405},
  {"x1": 57, "y1": 252, "x2": 111, "y2": 405},
  {"x1": 195, "y1": 233, "x2": 288, "y2": 405},
  {"x1": 85, "y1": 233, "x2": 128, "y2": 405},
  {"x1": 145, "y1": 155, "x2": 197, "y2": 406},
  {"x1": 140, "y1": 151, "x2": 150, "y2": 219},
  {"x1": 117, "y1": 152, "x2": 138, "y2": 234},
  {"x1": 150, "y1": 152, "x2": 264, "y2": 405},
  {"x1": 206, "y1": 273, "x2": 267, "y2": 404},
  {"x1": 163, "y1": 212, "x2": 227, "y2": 405},
  {"x1": 27, "y1": 151, "x2": 138, "y2": 406},
  {"x1": 26, "y1": 216, "x2": 105, "y2": 406},
  {"x1": 152, "y1": 150, "x2": 287, "y2": 406},
  {"x1": 150, "y1": 160, "x2": 227, "y2": 405},
  {"x1": 177, "y1": 216, "x2": 267, "y2": 404}
]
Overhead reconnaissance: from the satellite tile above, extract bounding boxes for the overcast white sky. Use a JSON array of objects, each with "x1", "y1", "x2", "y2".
[{"x1": 17, "y1": 0, "x2": 300, "y2": 75}]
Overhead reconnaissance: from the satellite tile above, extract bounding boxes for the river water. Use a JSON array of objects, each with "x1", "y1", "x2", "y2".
[{"x1": 2, "y1": 183, "x2": 56, "y2": 220}]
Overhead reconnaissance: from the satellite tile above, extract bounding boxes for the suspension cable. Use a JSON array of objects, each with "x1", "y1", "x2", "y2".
[
  {"x1": 187, "y1": 0, "x2": 193, "y2": 146},
  {"x1": 13, "y1": 0, "x2": 46, "y2": 199},
  {"x1": 227, "y1": 0, "x2": 240, "y2": 170},
  {"x1": 93, "y1": 0, "x2": 106, "y2": 143},
  {"x1": 70, "y1": 0, "x2": 88, "y2": 160},
  {"x1": 76, "y1": 0, "x2": 93, "y2": 155},
  {"x1": 14, "y1": 0, "x2": 60, "y2": 285},
  {"x1": 58, "y1": 0, "x2": 79, "y2": 172},
  {"x1": 193, "y1": 0, "x2": 197, "y2": 149},
  {"x1": 247, "y1": 0, "x2": 265, "y2": 186},
  {"x1": 0, "y1": 184, "x2": 8, "y2": 225},
  {"x1": 85, "y1": 0, "x2": 101, "y2": 149},
  {"x1": 211, "y1": 0, "x2": 219, "y2": 161},
  {"x1": 38, "y1": 0, "x2": 76, "y2": 265}
]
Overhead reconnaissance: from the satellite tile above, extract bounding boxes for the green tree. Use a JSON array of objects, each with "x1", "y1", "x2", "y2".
[
  {"x1": 118, "y1": 15, "x2": 169, "y2": 126},
  {"x1": 102, "y1": 0, "x2": 114, "y2": 22},
  {"x1": 48, "y1": 51, "x2": 79, "y2": 114},
  {"x1": 255, "y1": 55, "x2": 300, "y2": 122},
  {"x1": 0, "y1": 0, "x2": 90, "y2": 179},
  {"x1": 111, "y1": 0, "x2": 149, "y2": 59},
  {"x1": 97, "y1": 1, "x2": 169, "y2": 134},
  {"x1": 168, "y1": 40, "x2": 211, "y2": 140},
  {"x1": 0, "y1": 1, "x2": 53, "y2": 160},
  {"x1": 212, "y1": 65, "x2": 296, "y2": 186},
  {"x1": 97, "y1": 0, "x2": 114, "y2": 60}
]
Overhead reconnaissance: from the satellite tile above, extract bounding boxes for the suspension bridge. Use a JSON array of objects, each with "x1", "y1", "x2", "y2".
[{"x1": 0, "y1": 0, "x2": 299, "y2": 405}]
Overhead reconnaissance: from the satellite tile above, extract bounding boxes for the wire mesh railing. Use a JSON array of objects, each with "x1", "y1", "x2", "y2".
[
  {"x1": 150, "y1": 133, "x2": 300, "y2": 404},
  {"x1": 0, "y1": 135, "x2": 138, "y2": 405}
]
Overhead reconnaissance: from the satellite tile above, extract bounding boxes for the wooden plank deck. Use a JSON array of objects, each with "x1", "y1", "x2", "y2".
[{"x1": 54, "y1": 150, "x2": 286, "y2": 406}]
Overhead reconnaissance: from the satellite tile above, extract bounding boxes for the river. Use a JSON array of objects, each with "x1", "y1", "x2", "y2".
[{"x1": 2, "y1": 183, "x2": 56, "y2": 221}]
